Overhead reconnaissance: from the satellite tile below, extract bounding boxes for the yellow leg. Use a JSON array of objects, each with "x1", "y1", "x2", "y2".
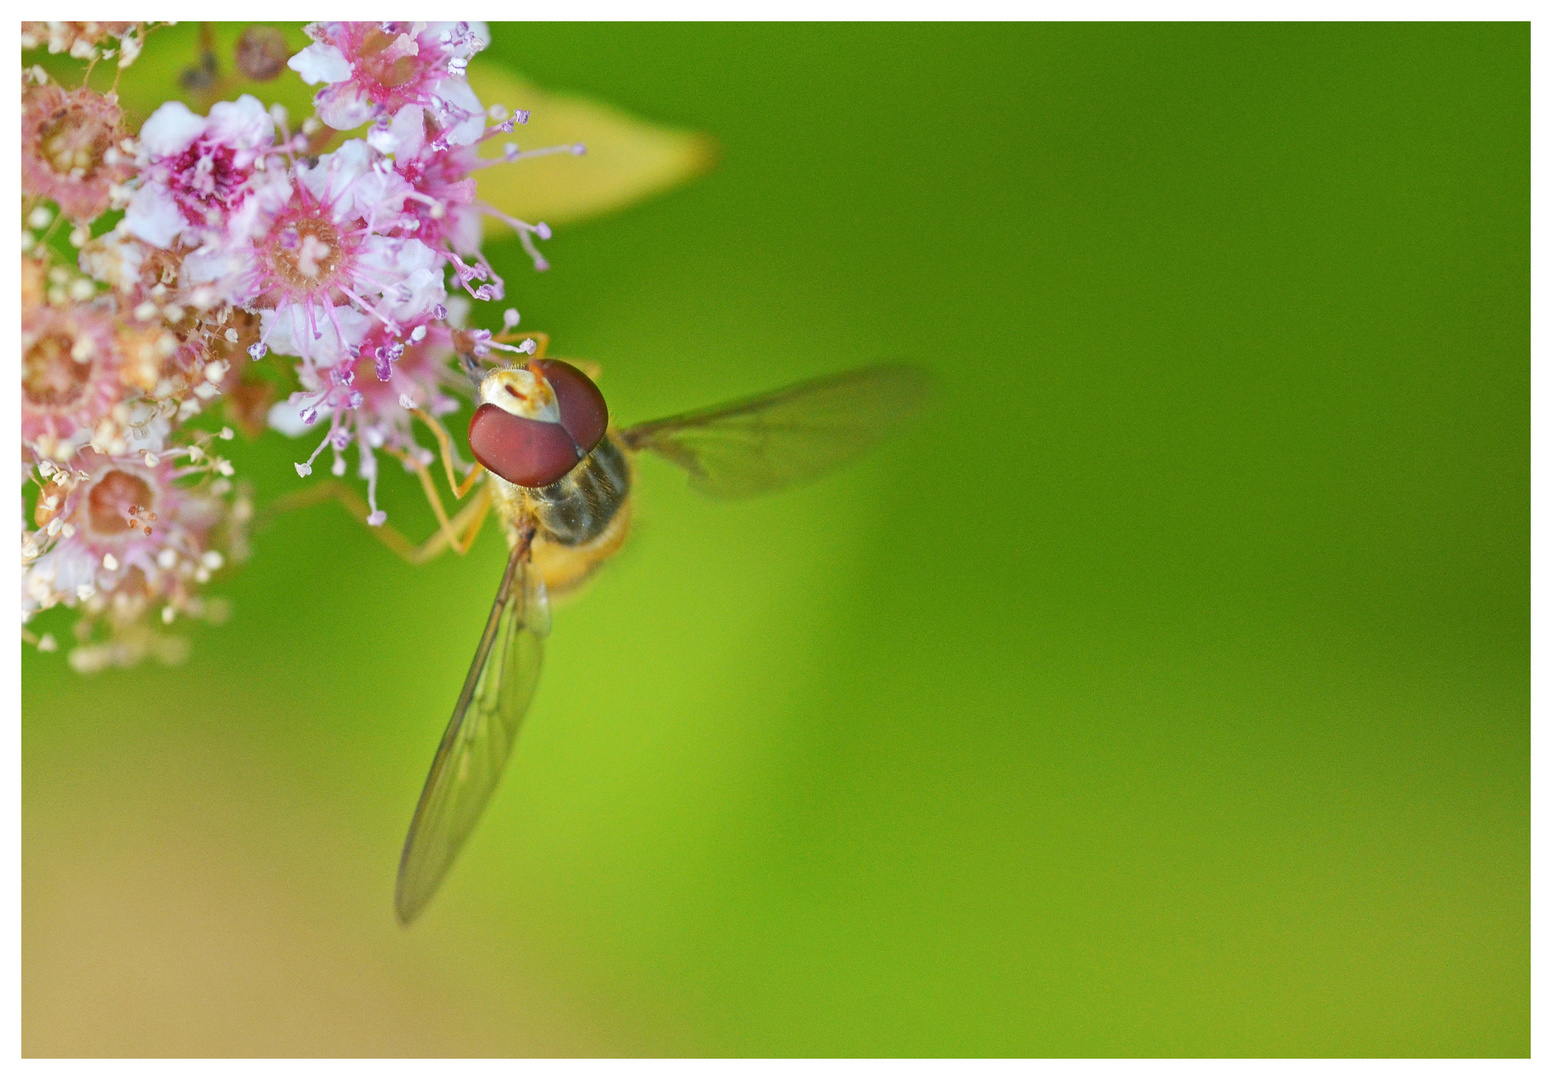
[
  {"x1": 397, "y1": 484, "x2": 491, "y2": 562},
  {"x1": 566, "y1": 358, "x2": 604, "y2": 381},
  {"x1": 387, "y1": 445, "x2": 492, "y2": 553},
  {"x1": 494, "y1": 330, "x2": 549, "y2": 358},
  {"x1": 407, "y1": 407, "x2": 485, "y2": 497},
  {"x1": 486, "y1": 331, "x2": 602, "y2": 381},
  {"x1": 440, "y1": 483, "x2": 494, "y2": 557},
  {"x1": 266, "y1": 405, "x2": 490, "y2": 562},
  {"x1": 257, "y1": 480, "x2": 493, "y2": 564}
]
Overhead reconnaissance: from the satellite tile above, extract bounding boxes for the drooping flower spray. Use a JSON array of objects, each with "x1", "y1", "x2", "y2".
[{"x1": 21, "y1": 22, "x2": 580, "y2": 671}]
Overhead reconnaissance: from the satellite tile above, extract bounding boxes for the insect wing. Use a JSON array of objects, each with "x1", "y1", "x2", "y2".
[
  {"x1": 618, "y1": 363, "x2": 929, "y2": 499},
  {"x1": 395, "y1": 534, "x2": 551, "y2": 924}
]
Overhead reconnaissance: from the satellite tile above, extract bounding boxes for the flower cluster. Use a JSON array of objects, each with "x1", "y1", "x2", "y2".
[
  {"x1": 20, "y1": 22, "x2": 150, "y2": 68},
  {"x1": 22, "y1": 21, "x2": 573, "y2": 670}
]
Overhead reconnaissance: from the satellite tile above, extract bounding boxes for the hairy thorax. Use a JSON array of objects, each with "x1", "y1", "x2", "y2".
[{"x1": 489, "y1": 433, "x2": 633, "y2": 597}]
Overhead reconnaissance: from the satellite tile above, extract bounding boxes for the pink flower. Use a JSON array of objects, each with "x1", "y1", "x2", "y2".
[
  {"x1": 189, "y1": 139, "x2": 447, "y2": 367},
  {"x1": 374, "y1": 102, "x2": 565, "y2": 280},
  {"x1": 21, "y1": 22, "x2": 615, "y2": 666},
  {"x1": 22, "y1": 299, "x2": 124, "y2": 461},
  {"x1": 360, "y1": 322, "x2": 465, "y2": 421},
  {"x1": 373, "y1": 108, "x2": 483, "y2": 255},
  {"x1": 267, "y1": 318, "x2": 466, "y2": 526},
  {"x1": 21, "y1": 78, "x2": 133, "y2": 222},
  {"x1": 289, "y1": 22, "x2": 489, "y2": 144},
  {"x1": 123, "y1": 94, "x2": 278, "y2": 248},
  {"x1": 22, "y1": 440, "x2": 249, "y2": 670}
]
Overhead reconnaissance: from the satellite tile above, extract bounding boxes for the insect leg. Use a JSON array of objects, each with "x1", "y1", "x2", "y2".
[
  {"x1": 567, "y1": 358, "x2": 604, "y2": 382},
  {"x1": 492, "y1": 330, "x2": 549, "y2": 358},
  {"x1": 402, "y1": 482, "x2": 493, "y2": 561},
  {"x1": 387, "y1": 446, "x2": 492, "y2": 552},
  {"x1": 255, "y1": 480, "x2": 493, "y2": 564},
  {"x1": 451, "y1": 482, "x2": 495, "y2": 552},
  {"x1": 257, "y1": 481, "x2": 436, "y2": 563},
  {"x1": 407, "y1": 407, "x2": 485, "y2": 498}
]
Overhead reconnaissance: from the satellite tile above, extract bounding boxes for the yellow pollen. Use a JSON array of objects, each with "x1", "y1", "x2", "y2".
[{"x1": 37, "y1": 108, "x2": 111, "y2": 178}]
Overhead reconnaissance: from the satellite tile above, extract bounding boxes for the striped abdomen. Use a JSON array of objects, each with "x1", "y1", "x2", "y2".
[{"x1": 528, "y1": 433, "x2": 631, "y2": 547}]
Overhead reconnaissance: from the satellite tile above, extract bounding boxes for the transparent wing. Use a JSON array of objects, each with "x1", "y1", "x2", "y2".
[
  {"x1": 617, "y1": 363, "x2": 930, "y2": 499},
  {"x1": 395, "y1": 527, "x2": 551, "y2": 925}
]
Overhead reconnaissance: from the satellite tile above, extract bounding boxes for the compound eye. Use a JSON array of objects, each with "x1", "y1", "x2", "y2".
[
  {"x1": 536, "y1": 360, "x2": 608, "y2": 453},
  {"x1": 468, "y1": 403, "x2": 583, "y2": 487}
]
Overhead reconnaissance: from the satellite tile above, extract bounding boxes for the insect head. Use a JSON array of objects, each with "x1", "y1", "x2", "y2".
[{"x1": 467, "y1": 360, "x2": 609, "y2": 487}]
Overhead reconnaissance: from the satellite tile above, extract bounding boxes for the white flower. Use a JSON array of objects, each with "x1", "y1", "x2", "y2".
[
  {"x1": 288, "y1": 22, "x2": 489, "y2": 145},
  {"x1": 260, "y1": 304, "x2": 374, "y2": 368},
  {"x1": 123, "y1": 94, "x2": 278, "y2": 249},
  {"x1": 288, "y1": 41, "x2": 353, "y2": 87}
]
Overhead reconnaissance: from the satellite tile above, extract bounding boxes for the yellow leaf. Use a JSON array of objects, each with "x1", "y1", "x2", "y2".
[{"x1": 468, "y1": 64, "x2": 716, "y2": 233}]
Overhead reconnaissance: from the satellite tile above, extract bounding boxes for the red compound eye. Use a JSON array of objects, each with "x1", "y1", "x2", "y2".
[
  {"x1": 535, "y1": 359, "x2": 608, "y2": 452},
  {"x1": 467, "y1": 362, "x2": 609, "y2": 488},
  {"x1": 468, "y1": 405, "x2": 579, "y2": 487}
]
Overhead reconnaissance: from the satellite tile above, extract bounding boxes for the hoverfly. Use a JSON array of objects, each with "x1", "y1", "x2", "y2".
[{"x1": 388, "y1": 339, "x2": 927, "y2": 924}]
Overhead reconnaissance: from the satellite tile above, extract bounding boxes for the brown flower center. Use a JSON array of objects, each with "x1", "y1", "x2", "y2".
[
  {"x1": 266, "y1": 216, "x2": 344, "y2": 288},
  {"x1": 359, "y1": 28, "x2": 422, "y2": 89},
  {"x1": 37, "y1": 102, "x2": 114, "y2": 179},
  {"x1": 24, "y1": 333, "x2": 93, "y2": 408},
  {"x1": 206, "y1": 307, "x2": 263, "y2": 367},
  {"x1": 87, "y1": 470, "x2": 156, "y2": 536}
]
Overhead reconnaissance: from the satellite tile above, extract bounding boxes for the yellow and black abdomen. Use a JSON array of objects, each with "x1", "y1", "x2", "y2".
[
  {"x1": 490, "y1": 433, "x2": 634, "y2": 597},
  {"x1": 529, "y1": 433, "x2": 630, "y2": 547}
]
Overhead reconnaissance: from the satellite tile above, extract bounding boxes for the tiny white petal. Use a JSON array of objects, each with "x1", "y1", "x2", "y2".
[
  {"x1": 288, "y1": 42, "x2": 352, "y2": 85},
  {"x1": 139, "y1": 100, "x2": 206, "y2": 157}
]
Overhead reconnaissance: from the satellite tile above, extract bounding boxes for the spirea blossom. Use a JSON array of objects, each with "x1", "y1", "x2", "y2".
[
  {"x1": 21, "y1": 76, "x2": 133, "y2": 222},
  {"x1": 23, "y1": 21, "x2": 596, "y2": 669},
  {"x1": 289, "y1": 21, "x2": 490, "y2": 143},
  {"x1": 20, "y1": 22, "x2": 150, "y2": 67},
  {"x1": 213, "y1": 139, "x2": 448, "y2": 364},
  {"x1": 22, "y1": 284, "x2": 126, "y2": 459},
  {"x1": 123, "y1": 94, "x2": 278, "y2": 248},
  {"x1": 22, "y1": 440, "x2": 250, "y2": 672}
]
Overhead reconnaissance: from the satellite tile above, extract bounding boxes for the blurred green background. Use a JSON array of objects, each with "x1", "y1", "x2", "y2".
[{"x1": 22, "y1": 23, "x2": 1527, "y2": 1056}]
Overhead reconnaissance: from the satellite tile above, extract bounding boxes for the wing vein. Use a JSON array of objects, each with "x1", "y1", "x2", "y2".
[{"x1": 395, "y1": 523, "x2": 548, "y2": 925}]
